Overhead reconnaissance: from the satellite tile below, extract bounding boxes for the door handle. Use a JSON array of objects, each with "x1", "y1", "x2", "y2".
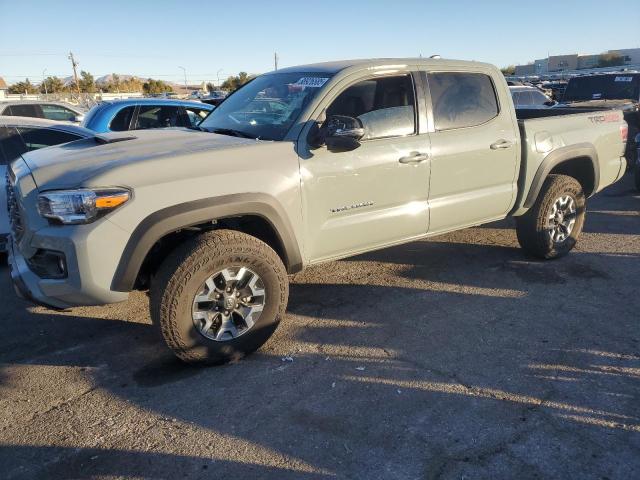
[
  {"x1": 399, "y1": 152, "x2": 429, "y2": 164},
  {"x1": 490, "y1": 139, "x2": 514, "y2": 150}
]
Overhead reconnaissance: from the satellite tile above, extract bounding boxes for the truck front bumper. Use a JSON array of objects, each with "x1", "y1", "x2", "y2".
[{"x1": 7, "y1": 221, "x2": 131, "y2": 310}]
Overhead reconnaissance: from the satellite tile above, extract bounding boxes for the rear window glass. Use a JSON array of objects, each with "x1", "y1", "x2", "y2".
[
  {"x1": 563, "y1": 75, "x2": 640, "y2": 101},
  {"x1": 109, "y1": 106, "x2": 136, "y2": 131},
  {"x1": 428, "y1": 72, "x2": 499, "y2": 130},
  {"x1": 0, "y1": 126, "x2": 27, "y2": 164},
  {"x1": 16, "y1": 128, "x2": 82, "y2": 151},
  {"x1": 6, "y1": 104, "x2": 42, "y2": 118}
]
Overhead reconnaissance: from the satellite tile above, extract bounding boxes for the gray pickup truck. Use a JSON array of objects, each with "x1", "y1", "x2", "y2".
[{"x1": 6, "y1": 58, "x2": 628, "y2": 364}]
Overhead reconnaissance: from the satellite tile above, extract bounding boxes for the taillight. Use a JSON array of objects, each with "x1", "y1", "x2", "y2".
[{"x1": 620, "y1": 124, "x2": 628, "y2": 143}]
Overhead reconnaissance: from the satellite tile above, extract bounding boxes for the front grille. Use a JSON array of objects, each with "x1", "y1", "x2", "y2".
[{"x1": 5, "y1": 169, "x2": 24, "y2": 242}]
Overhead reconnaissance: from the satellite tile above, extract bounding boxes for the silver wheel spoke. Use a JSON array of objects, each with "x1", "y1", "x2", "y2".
[{"x1": 192, "y1": 266, "x2": 267, "y2": 342}]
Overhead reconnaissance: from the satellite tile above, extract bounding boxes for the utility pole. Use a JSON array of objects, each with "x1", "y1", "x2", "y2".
[
  {"x1": 217, "y1": 68, "x2": 223, "y2": 89},
  {"x1": 42, "y1": 68, "x2": 48, "y2": 96},
  {"x1": 68, "y1": 52, "x2": 81, "y2": 96},
  {"x1": 178, "y1": 66, "x2": 187, "y2": 92},
  {"x1": 274, "y1": 52, "x2": 279, "y2": 71}
]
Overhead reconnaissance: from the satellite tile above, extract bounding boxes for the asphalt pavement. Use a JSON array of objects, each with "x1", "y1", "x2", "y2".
[{"x1": 1, "y1": 173, "x2": 639, "y2": 479}]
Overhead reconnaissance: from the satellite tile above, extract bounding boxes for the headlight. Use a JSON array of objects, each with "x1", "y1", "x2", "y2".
[{"x1": 37, "y1": 188, "x2": 130, "y2": 225}]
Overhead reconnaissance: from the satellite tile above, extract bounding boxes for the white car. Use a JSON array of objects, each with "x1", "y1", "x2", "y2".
[
  {"x1": 510, "y1": 86, "x2": 556, "y2": 109},
  {"x1": 1, "y1": 116, "x2": 94, "y2": 252},
  {"x1": 0, "y1": 101, "x2": 86, "y2": 123}
]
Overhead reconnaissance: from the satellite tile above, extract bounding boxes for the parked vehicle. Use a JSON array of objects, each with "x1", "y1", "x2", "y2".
[
  {"x1": 6, "y1": 58, "x2": 627, "y2": 364},
  {"x1": 0, "y1": 117, "x2": 94, "y2": 252},
  {"x1": 0, "y1": 102, "x2": 85, "y2": 123},
  {"x1": 559, "y1": 73, "x2": 639, "y2": 169},
  {"x1": 81, "y1": 99, "x2": 214, "y2": 133},
  {"x1": 540, "y1": 82, "x2": 568, "y2": 101},
  {"x1": 200, "y1": 91, "x2": 228, "y2": 107},
  {"x1": 510, "y1": 86, "x2": 556, "y2": 108},
  {"x1": 635, "y1": 133, "x2": 640, "y2": 191}
]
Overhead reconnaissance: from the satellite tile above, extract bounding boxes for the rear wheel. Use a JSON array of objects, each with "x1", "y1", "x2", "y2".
[
  {"x1": 150, "y1": 230, "x2": 289, "y2": 364},
  {"x1": 516, "y1": 174, "x2": 586, "y2": 259}
]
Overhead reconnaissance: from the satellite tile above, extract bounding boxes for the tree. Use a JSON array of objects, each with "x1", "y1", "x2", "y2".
[
  {"x1": 598, "y1": 53, "x2": 624, "y2": 68},
  {"x1": 40, "y1": 76, "x2": 65, "y2": 94},
  {"x1": 142, "y1": 79, "x2": 173, "y2": 94},
  {"x1": 221, "y1": 72, "x2": 254, "y2": 92},
  {"x1": 500, "y1": 65, "x2": 516, "y2": 75},
  {"x1": 8, "y1": 78, "x2": 38, "y2": 94},
  {"x1": 78, "y1": 70, "x2": 96, "y2": 93}
]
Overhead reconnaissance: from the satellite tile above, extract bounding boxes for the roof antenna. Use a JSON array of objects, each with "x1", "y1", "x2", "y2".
[{"x1": 430, "y1": 54, "x2": 441, "y2": 59}]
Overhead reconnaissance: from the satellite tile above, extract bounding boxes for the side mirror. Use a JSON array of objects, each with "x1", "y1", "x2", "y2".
[
  {"x1": 73, "y1": 114, "x2": 85, "y2": 123},
  {"x1": 544, "y1": 100, "x2": 557, "y2": 107},
  {"x1": 324, "y1": 115, "x2": 364, "y2": 152}
]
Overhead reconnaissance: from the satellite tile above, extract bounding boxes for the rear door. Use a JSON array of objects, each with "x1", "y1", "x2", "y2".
[{"x1": 420, "y1": 68, "x2": 519, "y2": 233}]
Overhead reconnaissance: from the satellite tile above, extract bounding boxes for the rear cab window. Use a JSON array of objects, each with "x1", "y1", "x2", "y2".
[
  {"x1": 427, "y1": 72, "x2": 499, "y2": 130},
  {"x1": 0, "y1": 126, "x2": 27, "y2": 164}
]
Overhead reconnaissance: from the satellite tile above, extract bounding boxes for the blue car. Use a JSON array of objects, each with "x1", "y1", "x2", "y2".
[{"x1": 81, "y1": 98, "x2": 214, "y2": 133}]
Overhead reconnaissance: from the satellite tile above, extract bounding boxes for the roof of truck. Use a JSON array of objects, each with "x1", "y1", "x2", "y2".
[{"x1": 271, "y1": 58, "x2": 493, "y2": 75}]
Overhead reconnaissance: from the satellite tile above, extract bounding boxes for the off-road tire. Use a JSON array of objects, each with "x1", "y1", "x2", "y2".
[
  {"x1": 516, "y1": 174, "x2": 586, "y2": 259},
  {"x1": 150, "y1": 229, "x2": 289, "y2": 364}
]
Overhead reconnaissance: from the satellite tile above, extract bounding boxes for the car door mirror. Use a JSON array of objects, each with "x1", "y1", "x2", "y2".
[
  {"x1": 73, "y1": 114, "x2": 84, "y2": 123},
  {"x1": 543, "y1": 100, "x2": 557, "y2": 107},
  {"x1": 324, "y1": 115, "x2": 365, "y2": 152}
]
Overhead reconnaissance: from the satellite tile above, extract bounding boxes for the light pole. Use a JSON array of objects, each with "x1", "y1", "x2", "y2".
[
  {"x1": 42, "y1": 68, "x2": 48, "y2": 96},
  {"x1": 178, "y1": 66, "x2": 187, "y2": 93},
  {"x1": 217, "y1": 68, "x2": 223, "y2": 89}
]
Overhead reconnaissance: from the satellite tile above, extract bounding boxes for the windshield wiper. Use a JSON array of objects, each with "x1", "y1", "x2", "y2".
[{"x1": 210, "y1": 128, "x2": 256, "y2": 139}]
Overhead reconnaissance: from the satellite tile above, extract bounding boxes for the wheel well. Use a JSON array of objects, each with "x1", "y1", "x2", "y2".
[
  {"x1": 549, "y1": 157, "x2": 596, "y2": 196},
  {"x1": 133, "y1": 215, "x2": 287, "y2": 290}
]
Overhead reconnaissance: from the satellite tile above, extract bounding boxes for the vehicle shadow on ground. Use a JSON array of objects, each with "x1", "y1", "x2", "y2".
[{"x1": 2, "y1": 228, "x2": 640, "y2": 478}]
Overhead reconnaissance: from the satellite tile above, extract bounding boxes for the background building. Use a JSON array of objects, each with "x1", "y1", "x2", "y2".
[{"x1": 548, "y1": 54, "x2": 578, "y2": 72}]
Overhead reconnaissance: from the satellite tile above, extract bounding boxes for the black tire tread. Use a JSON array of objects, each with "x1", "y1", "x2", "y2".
[
  {"x1": 516, "y1": 174, "x2": 585, "y2": 259},
  {"x1": 150, "y1": 229, "x2": 288, "y2": 364}
]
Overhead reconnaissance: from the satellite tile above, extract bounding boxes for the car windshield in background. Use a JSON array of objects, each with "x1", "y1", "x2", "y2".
[
  {"x1": 563, "y1": 75, "x2": 640, "y2": 102},
  {"x1": 199, "y1": 72, "x2": 333, "y2": 141}
]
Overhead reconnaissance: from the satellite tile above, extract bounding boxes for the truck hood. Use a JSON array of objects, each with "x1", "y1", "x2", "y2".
[{"x1": 21, "y1": 128, "x2": 259, "y2": 189}]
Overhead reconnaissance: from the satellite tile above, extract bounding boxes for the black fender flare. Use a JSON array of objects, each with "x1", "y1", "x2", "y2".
[
  {"x1": 111, "y1": 194, "x2": 303, "y2": 292},
  {"x1": 523, "y1": 143, "x2": 600, "y2": 209}
]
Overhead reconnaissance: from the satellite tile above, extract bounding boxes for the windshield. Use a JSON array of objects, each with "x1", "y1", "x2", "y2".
[
  {"x1": 563, "y1": 75, "x2": 640, "y2": 102},
  {"x1": 199, "y1": 72, "x2": 332, "y2": 140}
]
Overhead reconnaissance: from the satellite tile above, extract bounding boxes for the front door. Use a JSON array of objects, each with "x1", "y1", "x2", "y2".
[{"x1": 298, "y1": 72, "x2": 431, "y2": 263}]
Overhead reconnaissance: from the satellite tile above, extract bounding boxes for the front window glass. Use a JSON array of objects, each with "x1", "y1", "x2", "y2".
[
  {"x1": 135, "y1": 105, "x2": 181, "y2": 129},
  {"x1": 326, "y1": 75, "x2": 416, "y2": 140},
  {"x1": 41, "y1": 104, "x2": 77, "y2": 121},
  {"x1": 200, "y1": 72, "x2": 333, "y2": 141}
]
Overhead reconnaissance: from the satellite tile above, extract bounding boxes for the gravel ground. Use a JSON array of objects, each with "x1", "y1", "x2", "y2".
[{"x1": 1, "y1": 173, "x2": 639, "y2": 480}]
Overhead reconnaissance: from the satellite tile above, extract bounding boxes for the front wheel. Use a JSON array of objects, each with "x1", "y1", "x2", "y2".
[
  {"x1": 516, "y1": 174, "x2": 586, "y2": 259},
  {"x1": 150, "y1": 230, "x2": 289, "y2": 364}
]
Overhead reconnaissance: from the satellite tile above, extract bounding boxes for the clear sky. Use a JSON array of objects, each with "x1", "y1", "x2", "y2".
[{"x1": 1, "y1": 0, "x2": 638, "y2": 85}]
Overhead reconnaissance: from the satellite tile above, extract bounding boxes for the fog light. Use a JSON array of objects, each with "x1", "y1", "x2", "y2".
[{"x1": 26, "y1": 250, "x2": 67, "y2": 279}]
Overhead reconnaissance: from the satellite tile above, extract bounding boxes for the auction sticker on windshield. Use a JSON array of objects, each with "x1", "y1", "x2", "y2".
[{"x1": 294, "y1": 77, "x2": 330, "y2": 88}]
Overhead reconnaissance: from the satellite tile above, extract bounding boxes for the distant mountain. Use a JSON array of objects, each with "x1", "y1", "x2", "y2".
[{"x1": 95, "y1": 74, "x2": 142, "y2": 85}]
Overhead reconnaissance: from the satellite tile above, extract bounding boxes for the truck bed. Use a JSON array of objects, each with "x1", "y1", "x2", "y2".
[{"x1": 515, "y1": 107, "x2": 610, "y2": 120}]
